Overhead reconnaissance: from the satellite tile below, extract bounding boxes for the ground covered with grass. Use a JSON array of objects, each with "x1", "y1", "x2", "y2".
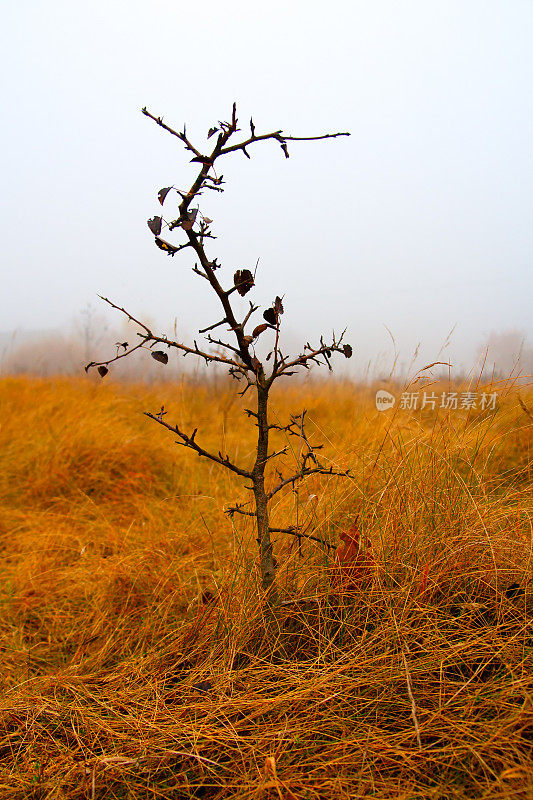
[{"x1": 0, "y1": 375, "x2": 532, "y2": 799}]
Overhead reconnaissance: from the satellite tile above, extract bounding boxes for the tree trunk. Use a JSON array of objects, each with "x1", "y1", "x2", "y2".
[{"x1": 253, "y1": 380, "x2": 276, "y2": 592}]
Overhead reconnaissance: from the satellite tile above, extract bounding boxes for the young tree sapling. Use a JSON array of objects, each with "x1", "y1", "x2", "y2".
[{"x1": 86, "y1": 104, "x2": 352, "y2": 593}]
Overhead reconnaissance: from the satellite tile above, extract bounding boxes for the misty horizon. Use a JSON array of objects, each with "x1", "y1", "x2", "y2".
[{"x1": 2, "y1": 0, "x2": 532, "y2": 384}]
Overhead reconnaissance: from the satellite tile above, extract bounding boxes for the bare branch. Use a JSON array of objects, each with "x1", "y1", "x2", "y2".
[
  {"x1": 198, "y1": 318, "x2": 228, "y2": 334},
  {"x1": 239, "y1": 301, "x2": 259, "y2": 331},
  {"x1": 205, "y1": 334, "x2": 242, "y2": 357},
  {"x1": 145, "y1": 413, "x2": 251, "y2": 479},
  {"x1": 98, "y1": 295, "x2": 151, "y2": 335},
  {"x1": 262, "y1": 446, "x2": 289, "y2": 465},
  {"x1": 85, "y1": 339, "x2": 146, "y2": 373},
  {"x1": 274, "y1": 331, "x2": 352, "y2": 379},
  {"x1": 141, "y1": 107, "x2": 204, "y2": 158},
  {"x1": 268, "y1": 465, "x2": 352, "y2": 500},
  {"x1": 219, "y1": 129, "x2": 350, "y2": 158},
  {"x1": 225, "y1": 503, "x2": 255, "y2": 518},
  {"x1": 269, "y1": 526, "x2": 336, "y2": 550}
]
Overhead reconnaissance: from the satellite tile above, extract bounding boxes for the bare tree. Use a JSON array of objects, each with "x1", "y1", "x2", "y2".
[{"x1": 86, "y1": 104, "x2": 352, "y2": 594}]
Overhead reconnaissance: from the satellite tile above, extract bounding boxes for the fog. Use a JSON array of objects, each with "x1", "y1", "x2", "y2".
[{"x1": 2, "y1": 1, "x2": 532, "y2": 379}]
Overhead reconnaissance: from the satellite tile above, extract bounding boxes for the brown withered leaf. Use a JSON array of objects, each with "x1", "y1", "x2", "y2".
[
  {"x1": 251, "y1": 356, "x2": 262, "y2": 373},
  {"x1": 190, "y1": 156, "x2": 213, "y2": 165},
  {"x1": 158, "y1": 187, "x2": 172, "y2": 205},
  {"x1": 151, "y1": 351, "x2": 168, "y2": 365},
  {"x1": 334, "y1": 520, "x2": 375, "y2": 591},
  {"x1": 242, "y1": 335, "x2": 253, "y2": 346},
  {"x1": 252, "y1": 323, "x2": 268, "y2": 338},
  {"x1": 274, "y1": 296, "x2": 284, "y2": 315},
  {"x1": 263, "y1": 308, "x2": 277, "y2": 326},
  {"x1": 181, "y1": 209, "x2": 198, "y2": 230},
  {"x1": 343, "y1": 344, "x2": 353, "y2": 358},
  {"x1": 155, "y1": 237, "x2": 179, "y2": 256},
  {"x1": 147, "y1": 216, "x2": 162, "y2": 235},
  {"x1": 207, "y1": 126, "x2": 218, "y2": 139},
  {"x1": 97, "y1": 366, "x2": 108, "y2": 378},
  {"x1": 233, "y1": 269, "x2": 254, "y2": 296}
]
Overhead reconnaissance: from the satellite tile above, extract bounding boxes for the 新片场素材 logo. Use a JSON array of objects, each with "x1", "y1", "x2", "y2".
[{"x1": 375, "y1": 389, "x2": 396, "y2": 411}]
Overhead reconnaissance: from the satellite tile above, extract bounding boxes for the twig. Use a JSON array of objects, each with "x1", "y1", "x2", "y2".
[
  {"x1": 269, "y1": 526, "x2": 336, "y2": 550},
  {"x1": 145, "y1": 413, "x2": 251, "y2": 479},
  {"x1": 268, "y1": 466, "x2": 352, "y2": 500}
]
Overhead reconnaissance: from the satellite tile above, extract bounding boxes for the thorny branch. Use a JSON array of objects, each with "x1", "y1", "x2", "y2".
[
  {"x1": 85, "y1": 296, "x2": 249, "y2": 374},
  {"x1": 144, "y1": 412, "x2": 251, "y2": 479},
  {"x1": 267, "y1": 411, "x2": 352, "y2": 498},
  {"x1": 269, "y1": 526, "x2": 337, "y2": 551}
]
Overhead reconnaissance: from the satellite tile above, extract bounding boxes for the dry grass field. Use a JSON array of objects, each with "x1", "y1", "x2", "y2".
[{"x1": 0, "y1": 375, "x2": 532, "y2": 799}]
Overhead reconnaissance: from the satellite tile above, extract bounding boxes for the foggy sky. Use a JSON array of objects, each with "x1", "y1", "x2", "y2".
[{"x1": 2, "y1": 0, "x2": 532, "y2": 377}]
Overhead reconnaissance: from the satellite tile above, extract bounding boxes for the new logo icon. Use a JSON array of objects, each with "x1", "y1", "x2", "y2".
[{"x1": 375, "y1": 389, "x2": 396, "y2": 412}]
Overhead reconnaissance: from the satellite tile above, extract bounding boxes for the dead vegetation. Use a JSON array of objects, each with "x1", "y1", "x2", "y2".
[{"x1": 0, "y1": 375, "x2": 532, "y2": 798}]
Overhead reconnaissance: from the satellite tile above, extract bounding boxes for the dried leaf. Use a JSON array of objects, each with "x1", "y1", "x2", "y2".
[
  {"x1": 190, "y1": 156, "x2": 213, "y2": 165},
  {"x1": 334, "y1": 521, "x2": 374, "y2": 591},
  {"x1": 233, "y1": 269, "x2": 254, "y2": 296},
  {"x1": 252, "y1": 323, "x2": 268, "y2": 338},
  {"x1": 274, "y1": 296, "x2": 284, "y2": 315},
  {"x1": 155, "y1": 237, "x2": 179, "y2": 256},
  {"x1": 242, "y1": 335, "x2": 254, "y2": 346},
  {"x1": 263, "y1": 308, "x2": 277, "y2": 326},
  {"x1": 151, "y1": 350, "x2": 168, "y2": 365},
  {"x1": 97, "y1": 366, "x2": 108, "y2": 378},
  {"x1": 419, "y1": 562, "x2": 430, "y2": 594},
  {"x1": 343, "y1": 344, "x2": 353, "y2": 359},
  {"x1": 202, "y1": 216, "x2": 213, "y2": 224},
  {"x1": 207, "y1": 127, "x2": 218, "y2": 139},
  {"x1": 158, "y1": 187, "x2": 172, "y2": 205},
  {"x1": 181, "y1": 209, "x2": 198, "y2": 230},
  {"x1": 147, "y1": 216, "x2": 162, "y2": 235},
  {"x1": 280, "y1": 141, "x2": 290, "y2": 159},
  {"x1": 264, "y1": 756, "x2": 277, "y2": 780},
  {"x1": 251, "y1": 356, "x2": 262, "y2": 373}
]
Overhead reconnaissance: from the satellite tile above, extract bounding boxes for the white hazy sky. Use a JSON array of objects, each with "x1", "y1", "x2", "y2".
[{"x1": 2, "y1": 0, "x2": 532, "y2": 375}]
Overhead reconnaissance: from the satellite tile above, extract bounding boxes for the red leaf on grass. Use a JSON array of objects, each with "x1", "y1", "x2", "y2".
[
  {"x1": 334, "y1": 519, "x2": 374, "y2": 591},
  {"x1": 419, "y1": 562, "x2": 430, "y2": 594}
]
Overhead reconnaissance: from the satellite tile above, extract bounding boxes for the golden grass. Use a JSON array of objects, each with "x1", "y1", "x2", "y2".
[{"x1": 0, "y1": 375, "x2": 532, "y2": 799}]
